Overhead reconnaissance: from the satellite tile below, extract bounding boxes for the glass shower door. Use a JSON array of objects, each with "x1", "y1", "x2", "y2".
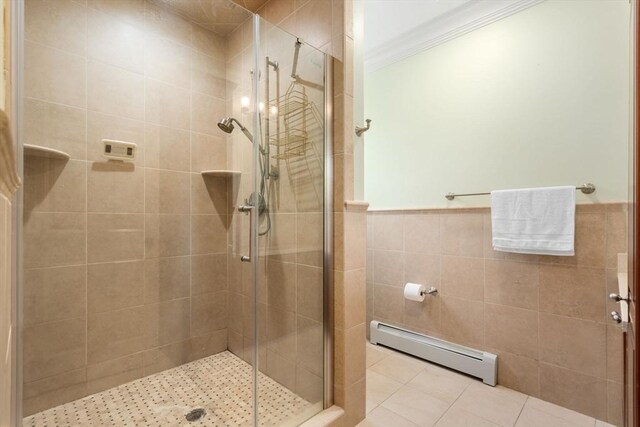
[{"x1": 254, "y1": 16, "x2": 327, "y2": 427}]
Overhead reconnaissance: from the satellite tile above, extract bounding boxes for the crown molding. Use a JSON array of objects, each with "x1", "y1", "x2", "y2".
[{"x1": 364, "y1": 0, "x2": 544, "y2": 73}]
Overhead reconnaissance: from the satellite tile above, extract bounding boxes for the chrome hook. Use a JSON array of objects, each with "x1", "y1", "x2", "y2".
[{"x1": 355, "y1": 119, "x2": 371, "y2": 137}]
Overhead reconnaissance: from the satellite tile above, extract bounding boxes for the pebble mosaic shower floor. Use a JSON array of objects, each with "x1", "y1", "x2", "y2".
[{"x1": 23, "y1": 351, "x2": 315, "y2": 427}]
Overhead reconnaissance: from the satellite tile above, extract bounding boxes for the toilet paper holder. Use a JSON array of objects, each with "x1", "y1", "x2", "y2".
[{"x1": 421, "y1": 286, "x2": 438, "y2": 296}]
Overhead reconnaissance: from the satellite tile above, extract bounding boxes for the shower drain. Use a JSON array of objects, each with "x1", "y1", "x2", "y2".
[{"x1": 185, "y1": 408, "x2": 206, "y2": 422}]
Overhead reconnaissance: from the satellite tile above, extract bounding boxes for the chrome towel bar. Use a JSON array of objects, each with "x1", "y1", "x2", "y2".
[{"x1": 445, "y1": 183, "x2": 596, "y2": 200}]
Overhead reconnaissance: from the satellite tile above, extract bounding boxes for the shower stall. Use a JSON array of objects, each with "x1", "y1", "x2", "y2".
[{"x1": 15, "y1": 0, "x2": 331, "y2": 425}]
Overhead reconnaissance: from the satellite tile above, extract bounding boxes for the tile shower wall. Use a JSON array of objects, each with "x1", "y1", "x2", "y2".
[
  {"x1": 22, "y1": 0, "x2": 232, "y2": 415},
  {"x1": 367, "y1": 204, "x2": 626, "y2": 426}
]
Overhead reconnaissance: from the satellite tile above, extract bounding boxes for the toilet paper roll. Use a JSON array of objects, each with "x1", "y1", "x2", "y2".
[{"x1": 404, "y1": 283, "x2": 426, "y2": 302}]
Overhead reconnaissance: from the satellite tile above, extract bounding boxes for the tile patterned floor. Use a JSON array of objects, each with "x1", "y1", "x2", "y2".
[
  {"x1": 24, "y1": 351, "x2": 316, "y2": 427},
  {"x1": 359, "y1": 343, "x2": 617, "y2": 427}
]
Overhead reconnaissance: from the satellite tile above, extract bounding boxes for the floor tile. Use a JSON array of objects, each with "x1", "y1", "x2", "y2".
[
  {"x1": 369, "y1": 354, "x2": 425, "y2": 384},
  {"x1": 407, "y1": 364, "x2": 472, "y2": 403},
  {"x1": 515, "y1": 405, "x2": 596, "y2": 427},
  {"x1": 435, "y1": 406, "x2": 502, "y2": 427},
  {"x1": 366, "y1": 370, "x2": 404, "y2": 405},
  {"x1": 449, "y1": 383, "x2": 527, "y2": 427},
  {"x1": 522, "y1": 397, "x2": 596, "y2": 427},
  {"x1": 366, "y1": 343, "x2": 391, "y2": 368},
  {"x1": 381, "y1": 385, "x2": 451, "y2": 427},
  {"x1": 357, "y1": 406, "x2": 419, "y2": 427}
]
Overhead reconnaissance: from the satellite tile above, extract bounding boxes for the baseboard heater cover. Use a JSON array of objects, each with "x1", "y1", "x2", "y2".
[{"x1": 370, "y1": 321, "x2": 497, "y2": 386}]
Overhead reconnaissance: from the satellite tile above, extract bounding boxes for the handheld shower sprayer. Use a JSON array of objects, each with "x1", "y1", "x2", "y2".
[{"x1": 217, "y1": 117, "x2": 254, "y2": 144}]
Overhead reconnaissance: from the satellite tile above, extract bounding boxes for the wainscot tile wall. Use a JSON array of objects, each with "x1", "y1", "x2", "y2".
[{"x1": 367, "y1": 204, "x2": 626, "y2": 426}]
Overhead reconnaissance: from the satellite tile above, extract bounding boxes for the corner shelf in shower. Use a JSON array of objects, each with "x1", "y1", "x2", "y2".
[
  {"x1": 200, "y1": 170, "x2": 241, "y2": 178},
  {"x1": 24, "y1": 144, "x2": 70, "y2": 160}
]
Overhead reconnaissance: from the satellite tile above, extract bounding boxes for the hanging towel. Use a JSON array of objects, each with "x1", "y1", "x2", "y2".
[{"x1": 491, "y1": 186, "x2": 575, "y2": 256}]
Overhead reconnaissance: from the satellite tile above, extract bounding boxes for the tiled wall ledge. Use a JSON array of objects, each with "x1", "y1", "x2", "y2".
[
  {"x1": 345, "y1": 200, "x2": 369, "y2": 212},
  {"x1": 366, "y1": 201, "x2": 627, "y2": 425},
  {"x1": 299, "y1": 405, "x2": 345, "y2": 427},
  {"x1": 368, "y1": 201, "x2": 630, "y2": 214}
]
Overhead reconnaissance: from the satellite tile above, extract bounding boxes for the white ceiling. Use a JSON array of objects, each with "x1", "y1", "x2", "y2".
[{"x1": 363, "y1": 0, "x2": 543, "y2": 71}]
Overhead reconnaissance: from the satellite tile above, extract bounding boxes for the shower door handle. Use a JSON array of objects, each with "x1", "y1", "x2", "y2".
[{"x1": 238, "y1": 205, "x2": 254, "y2": 262}]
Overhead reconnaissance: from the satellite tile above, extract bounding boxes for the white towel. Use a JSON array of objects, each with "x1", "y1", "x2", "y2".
[{"x1": 491, "y1": 186, "x2": 575, "y2": 256}]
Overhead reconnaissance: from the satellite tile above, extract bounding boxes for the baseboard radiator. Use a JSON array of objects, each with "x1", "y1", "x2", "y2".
[{"x1": 370, "y1": 321, "x2": 498, "y2": 386}]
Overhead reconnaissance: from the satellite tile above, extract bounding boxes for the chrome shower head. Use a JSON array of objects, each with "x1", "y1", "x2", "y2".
[
  {"x1": 217, "y1": 117, "x2": 254, "y2": 143},
  {"x1": 217, "y1": 117, "x2": 235, "y2": 134}
]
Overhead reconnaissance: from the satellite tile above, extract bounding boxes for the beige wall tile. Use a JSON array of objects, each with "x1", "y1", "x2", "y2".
[
  {"x1": 26, "y1": 0, "x2": 87, "y2": 55},
  {"x1": 191, "y1": 253, "x2": 227, "y2": 296},
  {"x1": 485, "y1": 259, "x2": 539, "y2": 310},
  {"x1": 606, "y1": 211, "x2": 627, "y2": 269},
  {"x1": 606, "y1": 324, "x2": 623, "y2": 383},
  {"x1": 145, "y1": 298, "x2": 191, "y2": 347},
  {"x1": 145, "y1": 169, "x2": 190, "y2": 214},
  {"x1": 87, "y1": 306, "x2": 146, "y2": 364},
  {"x1": 266, "y1": 349, "x2": 296, "y2": 391},
  {"x1": 192, "y1": 50, "x2": 226, "y2": 98},
  {"x1": 145, "y1": 78, "x2": 191, "y2": 130},
  {"x1": 440, "y1": 213, "x2": 483, "y2": 257},
  {"x1": 485, "y1": 303, "x2": 538, "y2": 358},
  {"x1": 373, "y1": 250, "x2": 403, "y2": 287},
  {"x1": 24, "y1": 158, "x2": 87, "y2": 214},
  {"x1": 539, "y1": 363, "x2": 607, "y2": 421},
  {"x1": 87, "y1": 213, "x2": 144, "y2": 263},
  {"x1": 403, "y1": 294, "x2": 441, "y2": 335},
  {"x1": 86, "y1": 353, "x2": 144, "y2": 395},
  {"x1": 191, "y1": 214, "x2": 228, "y2": 254},
  {"x1": 539, "y1": 313, "x2": 606, "y2": 378},
  {"x1": 297, "y1": 316, "x2": 324, "y2": 377},
  {"x1": 87, "y1": 112, "x2": 145, "y2": 164},
  {"x1": 296, "y1": 212, "x2": 323, "y2": 267},
  {"x1": 24, "y1": 99, "x2": 87, "y2": 160},
  {"x1": 88, "y1": 8, "x2": 145, "y2": 72},
  {"x1": 87, "y1": 0, "x2": 146, "y2": 24},
  {"x1": 493, "y1": 350, "x2": 539, "y2": 397},
  {"x1": 295, "y1": 0, "x2": 332, "y2": 48},
  {"x1": 88, "y1": 162, "x2": 144, "y2": 213},
  {"x1": 189, "y1": 329, "x2": 228, "y2": 361},
  {"x1": 23, "y1": 369, "x2": 87, "y2": 416},
  {"x1": 25, "y1": 41, "x2": 86, "y2": 108},
  {"x1": 24, "y1": 266, "x2": 87, "y2": 326},
  {"x1": 141, "y1": 125, "x2": 187, "y2": 171},
  {"x1": 297, "y1": 264, "x2": 323, "y2": 321},
  {"x1": 403, "y1": 252, "x2": 440, "y2": 289},
  {"x1": 143, "y1": 0, "x2": 192, "y2": 46},
  {"x1": 191, "y1": 174, "x2": 228, "y2": 214},
  {"x1": 145, "y1": 213, "x2": 190, "y2": 257},
  {"x1": 192, "y1": 93, "x2": 227, "y2": 136},
  {"x1": 145, "y1": 35, "x2": 191, "y2": 89},
  {"x1": 24, "y1": 212, "x2": 86, "y2": 268},
  {"x1": 440, "y1": 296, "x2": 484, "y2": 347},
  {"x1": 190, "y1": 292, "x2": 228, "y2": 337},
  {"x1": 191, "y1": 23, "x2": 226, "y2": 60},
  {"x1": 266, "y1": 213, "x2": 298, "y2": 263},
  {"x1": 441, "y1": 256, "x2": 484, "y2": 301},
  {"x1": 267, "y1": 260, "x2": 296, "y2": 312},
  {"x1": 144, "y1": 256, "x2": 190, "y2": 302},
  {"x1": 373, "y1": 284, "x2": 404, "y2": 325},
  {"x1": 539, "y1": 265, "x2": 605, "y2": 322},
  {"x1": 24, "y1": 317, "x2": 86, "y2": 382},
  {"x1": 88, "y1": 261, "x2": 145, "y2": 313},
  {"x1": 403, "y1": 213, "x2": 440, "y2": 254},
  {"x1": 87, "y1": 61, "x2": 144, "y2": 120},
  {"x1": 190, "y1": 132, "x2": 228, "y2": 172},
  {"x1": 372, "y1": 214, "x2": 403, "y2": 251},
  {"x1": 607, "y1": 380, "x2": 624, "y2": 426},
  {"x1": 266, "y1": 306, "x2": 296, "y2": 363},
  {"x1": 142, "y1": 340, "x2": 191, "y2": 376}
]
